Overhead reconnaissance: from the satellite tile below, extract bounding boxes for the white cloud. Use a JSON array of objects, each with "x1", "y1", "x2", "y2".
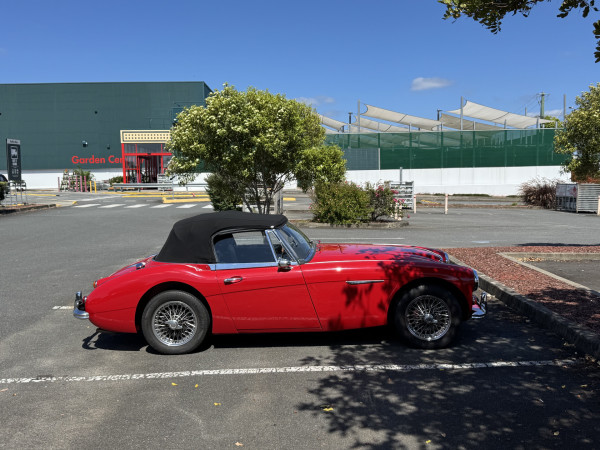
[
  {"x1": 526, "y1": 108, "x2": 563, "y2": 118},
  {"x1": 411, "y1": 77, "x2": 453, "y2": 91},
  {"x1": 296, "y1": 96, "x2": 335, "y2": 106}
]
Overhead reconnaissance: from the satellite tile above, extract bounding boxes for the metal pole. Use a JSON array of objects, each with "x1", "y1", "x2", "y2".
[
  {"x1": 460, "y1": 96, "x2": 463, "y2": 131},
  {"x1": 539, "y1": 92, "x2": 546, "y2": 118},
  {"x1": 357, "y1": 100, "x2": 360, "y2": 133},
  {"x1": 597, "y1": 196, "x2": 600, "y2": 216},
  {"x1": 445, "y1": 194, "x2": 448, "y2": 215},
  {"x1": 564, "y1": 94, "x2": 567, "y2": 122},
  {"x1": 413, "y1": 194, "x2": 416, "y2": 214}
]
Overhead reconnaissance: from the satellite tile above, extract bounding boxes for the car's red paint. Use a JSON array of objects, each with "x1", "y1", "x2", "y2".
[{"x1": 83, "y1": 242, "x2": 476, "y2": 336}]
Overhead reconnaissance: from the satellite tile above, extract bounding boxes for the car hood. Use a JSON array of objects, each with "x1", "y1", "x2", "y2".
[{"x1": 311, "y1": 243, "x2": 446, "y2": 263}]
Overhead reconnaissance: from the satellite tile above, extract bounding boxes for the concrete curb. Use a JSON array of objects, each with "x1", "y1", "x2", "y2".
[
  {"x1": 290, "y1": 219, "x2": 409, "y2": 229},
  {"x1": 0, "y1": 204, "x2": 57, "y2": 215},
  {"x1": 449, "y1": 255, "x2": 600, "y2": 359}
]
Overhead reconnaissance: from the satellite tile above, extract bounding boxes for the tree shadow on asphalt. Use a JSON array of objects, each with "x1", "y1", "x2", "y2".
[{"x1": 291, "y1": 300, "x2": 600, "y2": 449}]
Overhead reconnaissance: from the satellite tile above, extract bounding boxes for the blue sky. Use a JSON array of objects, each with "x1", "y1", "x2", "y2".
[{"x1": 0, "y1": 0, "x2": 597, "y2": 125}]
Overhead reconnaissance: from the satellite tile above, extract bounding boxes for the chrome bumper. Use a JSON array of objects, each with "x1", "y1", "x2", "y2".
[
  {"x1": 471, "y1": 292, "x2": 487, "y2": 319},
  {"x1": 73, "y1": 291, "x2": 89, "y2": 320}
]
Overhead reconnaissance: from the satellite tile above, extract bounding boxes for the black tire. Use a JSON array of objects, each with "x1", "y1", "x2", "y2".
[
  {"x1": 141, "y1": 290, "x2": 210, "y2": 355},
  {"x1": 394, "y1": 284, "x2": 461, "y2": 349}
]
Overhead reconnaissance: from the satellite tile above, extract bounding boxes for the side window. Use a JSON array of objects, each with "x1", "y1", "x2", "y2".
[
  {"x1": 213, "y1": 231, "x2": 276, "y2": 264},
  {"x1": 267, "y1": 231, "x2": 287, "y2": 260}
]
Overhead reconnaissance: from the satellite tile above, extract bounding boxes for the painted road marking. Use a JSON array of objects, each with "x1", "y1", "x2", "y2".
[
  {"x1": 79, "y1": 196, "x2": 115, "y2": 201},
  {"x1": 150, "y1": 204, "x2": 173, "y2": 208},
  {"x1": 124, "y1": 204, "x2": 146, "y2": 208},
  {"x1": 52, "y1": 306, "x2": 72, "y2": 310},
  {"x1": 0, "y1": 359, "x2": 578, "y2": 385},
  {"x1": 98, "y1": 204, "x2": 126, "y2": 208},
  {"x1": 73, "y1": 204, "x2": 100, "y2": 208},
  {"x1": 176, "y1": 204, "x2": 197, "y2": 209},
  {"x1": 203, "y1": 205, "x2": 214, "y2": 209}
]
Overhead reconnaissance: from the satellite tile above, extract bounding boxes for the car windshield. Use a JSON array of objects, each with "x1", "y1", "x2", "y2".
[{"x1": 277, "y1": 223, "x2": 314, "y2": 263}]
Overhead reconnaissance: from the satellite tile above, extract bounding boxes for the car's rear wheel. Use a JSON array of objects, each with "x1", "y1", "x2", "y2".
[
  {"x1": 394, "y1": 284, "x2": 461, "y2": 349},
  {"x1": 141, "y1": 290, "x2": 210, "y2": 355}
]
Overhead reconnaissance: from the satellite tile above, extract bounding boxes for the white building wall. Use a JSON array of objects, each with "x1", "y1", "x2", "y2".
[
  {"x1": 345, "y1": 166, "x2": 569, "y2": 196},
  {"x1": 20, "y1": 166, "x2": 569, "y2": 196}
]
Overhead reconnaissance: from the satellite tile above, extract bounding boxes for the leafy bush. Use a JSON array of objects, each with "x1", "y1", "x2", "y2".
[
  {"x1": 206, "y1": 173, "x2": 243, "y2": 211},
  {"x1": 311, "y1": 182, "x2": 371, "y2": 225},
  {"x1": 295, "y1": 145, "x2": 346, "y2": 192},
  {"x1": 73, "y1": 166, "x2": 94, "y2": 182},
  {"x1": 519, "y1": 177, "x2": 559, "y2": 209},
  {"x1": 366, "y1": 183, "x2": 400, "y2": 221},
  {"x1": 108, "y1": 176, "x2": 123, "y2": 185}
]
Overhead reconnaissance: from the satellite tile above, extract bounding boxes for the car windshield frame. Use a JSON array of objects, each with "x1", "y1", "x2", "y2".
[{"x1": 273, "y1": 223, "x2": 315, "y2": 264}]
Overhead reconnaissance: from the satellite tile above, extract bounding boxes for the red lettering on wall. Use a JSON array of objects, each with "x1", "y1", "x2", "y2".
[{"x1": 71, "y1": 155, "x2": 120, "y2": 164}]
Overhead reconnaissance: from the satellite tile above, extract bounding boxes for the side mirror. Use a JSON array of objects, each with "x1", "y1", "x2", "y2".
[{"x1": 277, "y1": 258, "x2": 292, "y2": 270}]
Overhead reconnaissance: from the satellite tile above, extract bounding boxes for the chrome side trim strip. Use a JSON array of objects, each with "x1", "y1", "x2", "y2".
[{"x1": 346, "y1": 280, "x2": 385, "y2": 285}]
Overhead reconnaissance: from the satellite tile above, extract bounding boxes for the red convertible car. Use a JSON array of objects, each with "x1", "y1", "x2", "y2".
[{"x1": 74, "y1": 211, "x2": 486, "y2": 354}]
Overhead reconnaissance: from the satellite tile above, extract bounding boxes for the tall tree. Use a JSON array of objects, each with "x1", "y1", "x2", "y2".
[
  {"x1": 554, "y1": 83, "x2": 600, "y2": 181},
  {"x1": 166, "y1": 84, "x2": 345, "y2": 213},
  {"x1": 439, "y1": 1, "x2": 600, "y2": 62}
]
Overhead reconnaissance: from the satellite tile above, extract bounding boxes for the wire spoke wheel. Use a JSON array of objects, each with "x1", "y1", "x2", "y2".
[
  {"x1": 152, "y1": 300, "x2": 198, "y2": 347},
  {"x1": 405, "y1": 295, "x2": 451, "y2": 341}
]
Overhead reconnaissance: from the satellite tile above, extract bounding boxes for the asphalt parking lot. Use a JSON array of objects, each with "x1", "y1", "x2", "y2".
[{"x1": 1, "y1": 198, "x2": 599, "y2": 449}]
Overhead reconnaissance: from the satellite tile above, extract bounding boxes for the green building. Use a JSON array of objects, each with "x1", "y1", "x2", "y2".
[{"x1": 0, "y1": 81, "x2": 211, "y2": 188}]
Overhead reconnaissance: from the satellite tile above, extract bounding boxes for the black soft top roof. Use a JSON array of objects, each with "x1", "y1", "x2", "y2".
[{"x1": 155, "y1": 211, "x2": 287, "y2": 264}]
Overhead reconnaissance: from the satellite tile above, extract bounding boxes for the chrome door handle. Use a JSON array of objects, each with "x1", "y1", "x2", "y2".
[{"x1": 224, "y1": 277, "x2": 243, "y2": 285}]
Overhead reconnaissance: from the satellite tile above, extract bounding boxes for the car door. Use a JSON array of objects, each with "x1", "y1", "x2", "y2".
[{"x1": 214, "y1": 230, "x2": 321, "y2": 331}]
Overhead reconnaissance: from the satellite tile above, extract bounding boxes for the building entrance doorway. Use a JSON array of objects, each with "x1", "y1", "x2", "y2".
[{"x1": 120, "y1": 131, "x2": 172, "y2": 184}]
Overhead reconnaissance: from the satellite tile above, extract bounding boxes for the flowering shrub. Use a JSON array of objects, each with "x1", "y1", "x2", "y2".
[
  {"x1": 312, "y1": 182, "x2": 403, "y2": 224},
  {"x1": 311, "y1": 182, "x2": 371, "y2": 225},
  {"x1": 365, "y1": 183, "x2": 400, "y2": 221}
]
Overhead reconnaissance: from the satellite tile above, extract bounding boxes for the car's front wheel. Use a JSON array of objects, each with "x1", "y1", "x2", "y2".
[
  {"x1": 394, "y1": 284, "x2": 461, "y2": 349},
  {"x1": 141, "y1": 290, "x2": 210, "y2": 355}
]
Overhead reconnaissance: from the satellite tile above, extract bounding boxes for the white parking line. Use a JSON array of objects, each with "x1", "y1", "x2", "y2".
[
  {"x1": 79, "y1": 196, "x2": 115, "y2": 201},
  {"x1": 176, "y1": 204, "x2": 196, "y2": 209},
  {"x1": 124, "y1": 204, "x2": 146, "y2": 208},
  {"x1": 73, "y1": 204, "x2": 101, "y2": 208},
  {"x1": 0, "y1": 359, "x2": 578, "y2": 385},
  {"x1": 98, "y1": 204, "x2": 126, "y2": 208},
  {"x1": 52, "y1": 306, "x2": 72, "y2": 310},
  {"x1": 150, "y1": 204, "x2": 173, "y2": 208}
]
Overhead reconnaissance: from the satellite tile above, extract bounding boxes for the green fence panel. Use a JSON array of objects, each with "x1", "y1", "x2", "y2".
[{"x1": 325, "y1": 129, "x2": 566, "y2": 170}]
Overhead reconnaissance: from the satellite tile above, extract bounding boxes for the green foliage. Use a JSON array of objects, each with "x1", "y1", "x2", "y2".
[
  {"x1": 166, "y1": 84, "x2": 326, "y2": 213},
  {"x1": 541, "y1": 115, "x2": 563, "y2": 129},
  {"x1": 73, "y1": 166, "x2": 94, "y2": 181},
  {"x1": 206, "y1": 173, "x2": 243, "y2": 211},
  {"x1": 365, "y1": 183, "x2": 400, "y2": 221},
  {"x1": 311, "y1": 182, "x2": 403, "y2": 225},
  {"x1": 295, "y1": 145, "x2": 346, "y2": 192},
  {"x1": 311, "y1": 182, "x2": 371, "y2": 225},
  {"x1": 439, "y1": 0, "x2": 600, "y2": 62},
  {"x1": 108, "y1": 176, "x2": 123, "y2": 185},
  {"x1": 554, "y1": 83, "x2": 600, "y2": 181},
  {"x1": 519, "y1": 177, "x2": 559, "y2": 209}
]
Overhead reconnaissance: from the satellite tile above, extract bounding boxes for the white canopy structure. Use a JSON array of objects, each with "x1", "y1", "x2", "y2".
[
  {"x1": 319, "y1": 115, "x2": 347, "y2": 132},
  {"x1": 351, "y1": 117, "x2": 411, "y2": 133},
  {"x1": 362, "y1": 104, "x2": 442, "y2": 130},
  {"x1": 439, "y1": 113, "x2": 503, "y2": 131},
  {"x1": 448, "y1": 101, "x2": 552, "y2": 129}
]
